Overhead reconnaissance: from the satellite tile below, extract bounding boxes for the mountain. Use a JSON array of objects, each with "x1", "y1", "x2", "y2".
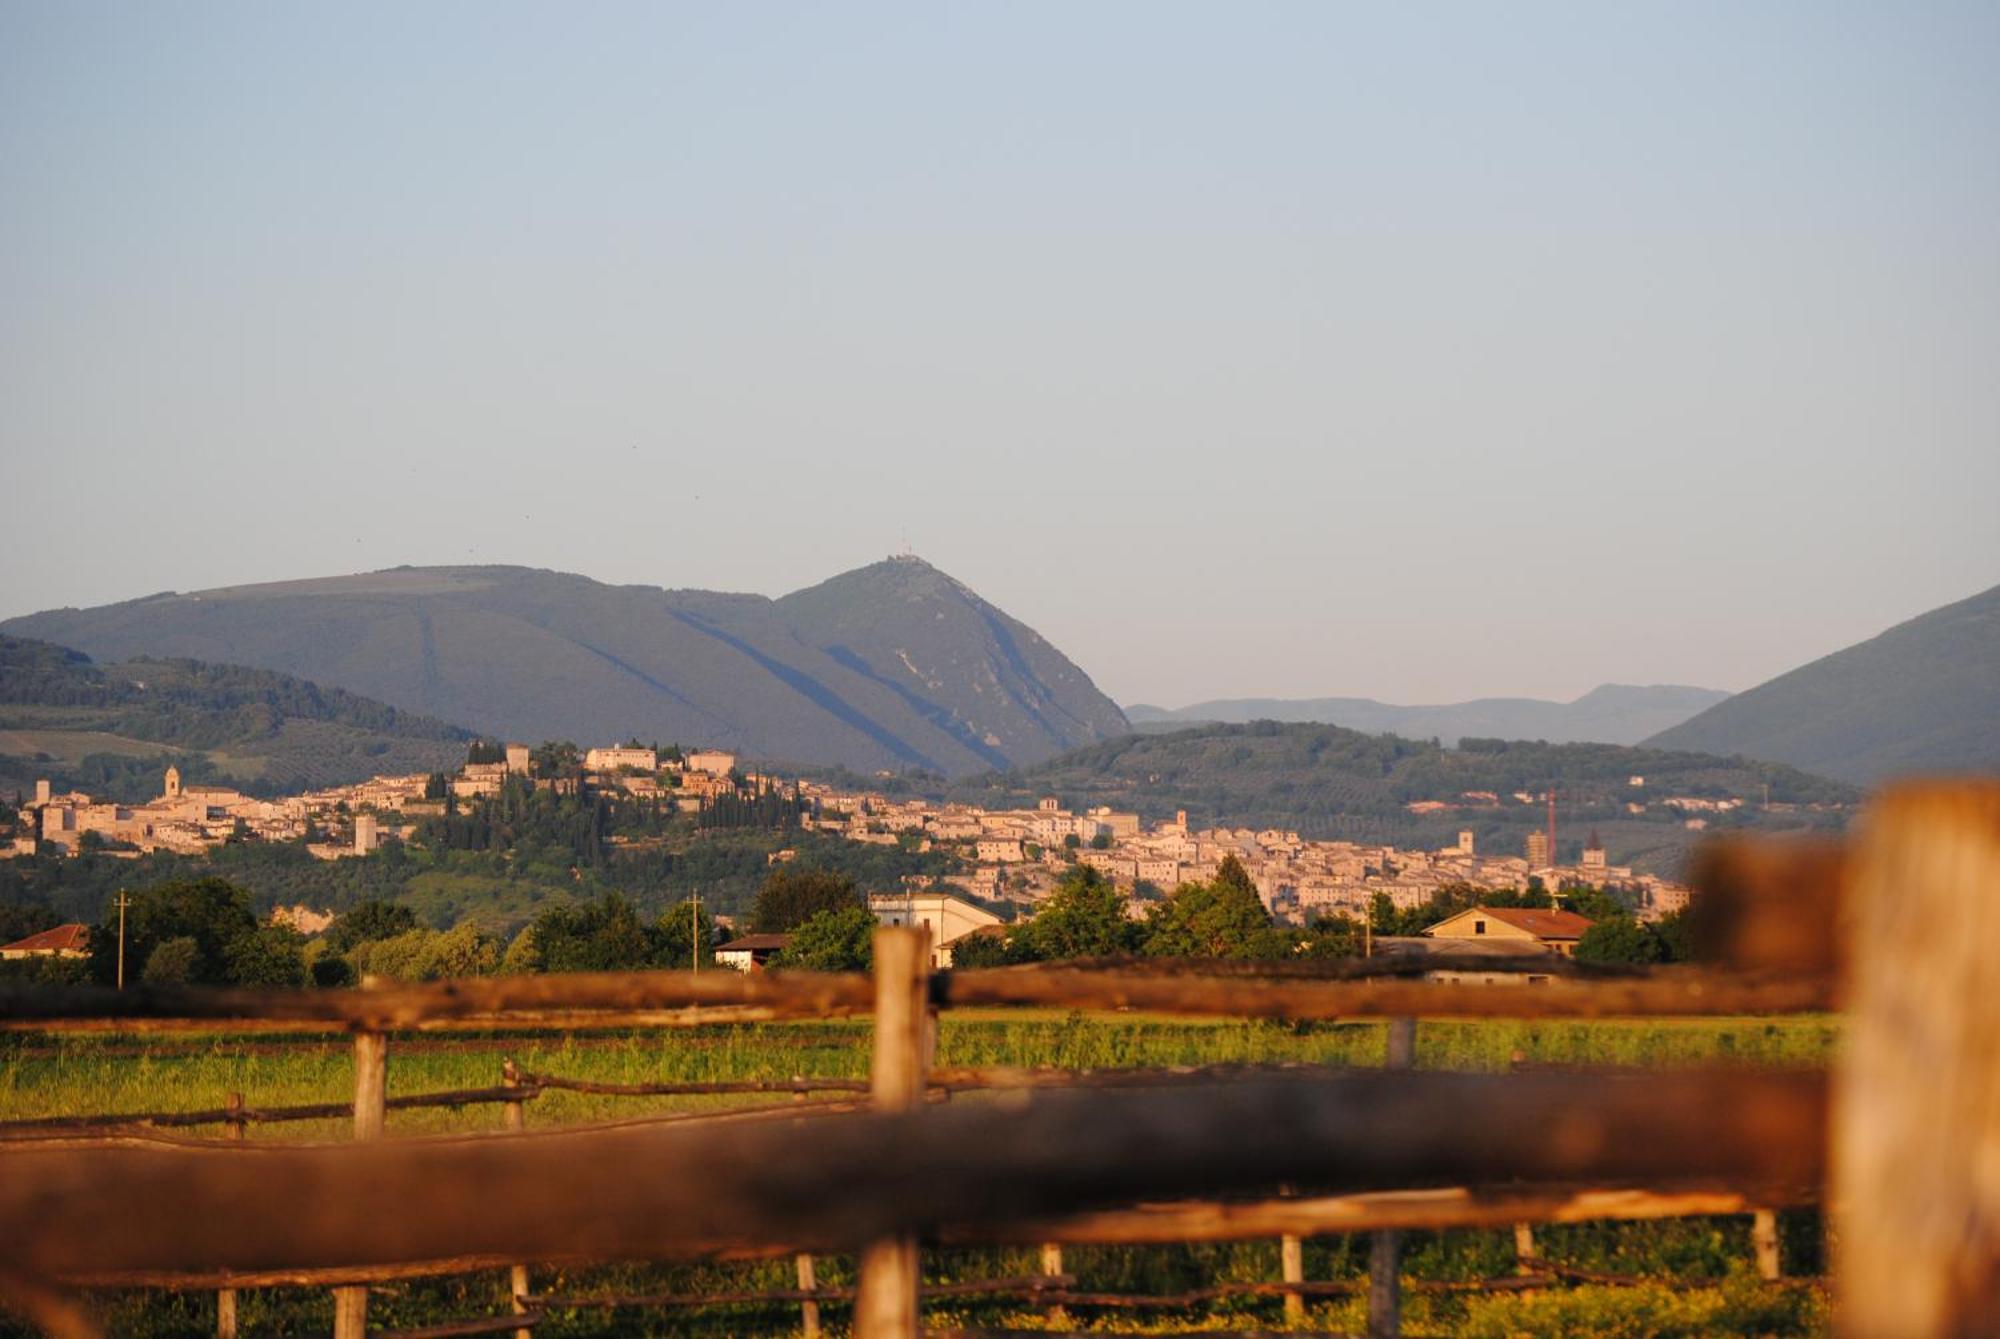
[
  {"x1": 1, "y1": 558, "x2": 1128, "y2": 778},
  {"x1": 1125, "y1": 683, "x2": 1730, "y2": 746},
  {"x1": 1643, "y1": 583, "x2": 2000, "y2": 784},
  {"x1": 0, "y1": 634, "x2": 471, "y2": 802},
  {"x1": 940, "y1": 720, "x2": 1858, "y2": 878}
]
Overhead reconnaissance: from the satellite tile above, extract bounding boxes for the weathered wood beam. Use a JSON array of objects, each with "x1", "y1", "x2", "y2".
[
  {"x1": 0, "y1": 1068, "x2": 1825, "y2": 1279},
  {"x1": 936, "y1": 966, "x2": 1832, "y2": 1019},
  {"x1": 0, "y1": 970, "x2": 873, "y2": 1030},
  {"x1": 1834, "y1": 782, "x2": 2000, "y2": 1337}
]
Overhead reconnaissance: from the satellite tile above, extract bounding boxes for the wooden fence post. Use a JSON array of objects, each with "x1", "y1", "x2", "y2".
[
  {"x1": 795, "y1": 1253, "x2": 821, "y2": 1339},
  {"x1": 332, "y1": 1028, "x2": 387, "y2": 1339},
  {"x1": 216, "y1": 1092, "x2": 243, "y2": 1339},
  {"x1": 1040, "y1": 1241, "x2": 1068, "y2": 1326},
  {"x1": 1513, "y1": 1222, "x2": 1536, "y2": 1275},
  {"x1": 1752, "y1": 1209, "x2": 1780, "y2": 1281},
  {"x1": 1835, "y1": 782, "x2": 2000, "y2": 1336},
  {"x1": 855, "y1": 926, "x2": 930, "y2": 1339},
  {"x1": 1368, "y1": 1016, "x2": 1416, "y2": 1338},
  {"x1": 501, "y1": 1060, "x2": 532, "y2": 1339},
  {"x1": 1280, "y1": 1231, "x2": 1305, "y2": 1325}
]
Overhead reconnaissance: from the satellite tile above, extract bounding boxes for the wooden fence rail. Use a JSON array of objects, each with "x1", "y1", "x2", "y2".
[
  {"x1": 0, "y1": 1085, "x2": 540, "y2": 1138},
  {"x1": 0, "y1": 963, "x2": 1834, "y2": 1033},
  {"x1": 0, "y1": 1068, "x2": 1826, "y2": 1278}
]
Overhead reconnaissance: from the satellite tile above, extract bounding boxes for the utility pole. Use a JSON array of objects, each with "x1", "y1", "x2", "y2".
[
  {"x1": 114, "y1": 891, "x2": 130, "y2": 991},
  {"x1": 690, "y1": 885, "x2": 700, "y2": 974}
]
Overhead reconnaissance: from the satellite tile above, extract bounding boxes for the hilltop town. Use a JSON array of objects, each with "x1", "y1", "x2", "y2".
[{"x1": 5, "y1": 739, "x2": 1691, "y2": 926}]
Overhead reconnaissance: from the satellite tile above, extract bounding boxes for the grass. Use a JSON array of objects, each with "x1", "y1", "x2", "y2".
[
  {"x1": 0, "y1": 1013, "x2": 1837, "y2": 1336},
  {"x1": 0, "y1": 1012, "x2": 1838, "y2": 1133}
]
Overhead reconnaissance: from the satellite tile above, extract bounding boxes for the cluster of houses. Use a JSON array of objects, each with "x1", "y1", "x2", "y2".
[
  {"x1": 4, "y1": 743, "x2": 752, "y2": 863},
  {"x1": 449, "y1": 744, "x2": 743, "y2": 803},
  {"x1": 4, "y1": 739, "x2": 1689, "y2": 977},
  {"x1": 5, "y1": 766, "x2": 442, "y2": 862},
  {"x1": 795, "y1": 784, "x2": 1692, "y2": 924}
]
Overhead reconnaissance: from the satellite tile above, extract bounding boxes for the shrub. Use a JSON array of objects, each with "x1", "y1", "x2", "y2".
[{"x1": 773, "y1": 905, "x2": 876, "y2": 971}]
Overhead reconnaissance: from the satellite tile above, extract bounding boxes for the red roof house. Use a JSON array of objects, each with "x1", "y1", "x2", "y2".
[
  {"x1": 1422, "y1": 905, "x2": 1596, "y2": 956},
  {"x1": 0, "y1": 923, "x2": 91, "y2": 959}
]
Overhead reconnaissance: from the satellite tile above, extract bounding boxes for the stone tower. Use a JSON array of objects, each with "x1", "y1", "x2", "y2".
[{"x1": 163, "y1": 766, "x2": 182, "y2": 800}]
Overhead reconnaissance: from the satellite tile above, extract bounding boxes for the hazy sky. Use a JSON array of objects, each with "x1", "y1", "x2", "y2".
[{"x1": 3, "y1": 2, "x2": 1995, "y2": 708}]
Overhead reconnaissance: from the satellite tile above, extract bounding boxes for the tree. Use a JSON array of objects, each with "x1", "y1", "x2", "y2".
[
  {"x1": 0, "y1": 898, "x2": 59, "y2": 946},
  {"x1": 90, "y1": 877, "x2": 258, "y2": 987},
  {"x1": 530, "y1": 740, "x2": 581, "y2": 778},
  {"x1": 1651, "y1": 907, "x2": 1694, "y2": 963},
  {"x1": 1369, "y1": 891, "x2": 1399, "y2": 937},
  {"x1": 655, "y1": 897, "x2": 717, "y2": 969},
  {"x1": 944, "y1": 927, "x2": 1022, "y2": 968},
  {"x1": 1560, "y1": 885, "x2": 1629, "y2": 921},
  {"x1": 1143, "y1": 856, "x2": 1271, "y2": 958},
  {"x1": 226, "y1": 925, "x2": 308, "y2": 986},
  {"x1": 325, "y1": 900, "x2": 418, "y2": 955},
  {"x1": 750, "y1": 867, "x2": 861, "y2": 934},
  {"x1": 499, "y1": 926, "x2": 541, "y2": 975},
  {"x1": 350, "y1": 925, "x2": 498, "y2": 981},
  {"x1": 1293, "y1": 913, "x2": 1364, "y2": 959},
  {"x1": 310, "y1": 954, "x2": 356, "y2": 988},
  {"x1": 140, "y1": 936, "x2": 200, "y2": 987},
  {"x1": 529, "y1": 894, "x2": 663, "y2": 972},
  {"x1": 1019, "y1": 866, "x2": 1136, "y2": 961},
  {"x1": 773, "y1": 905, "x2": 876, "y2": 972},
  {"x1": 1574, "y1": 915, "x2": 1663, "y2": 966}
]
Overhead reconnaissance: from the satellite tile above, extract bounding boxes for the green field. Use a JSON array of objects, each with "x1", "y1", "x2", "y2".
[{"x1": 0, "y1": 1014, "x2": 1836, "y2": 1337}]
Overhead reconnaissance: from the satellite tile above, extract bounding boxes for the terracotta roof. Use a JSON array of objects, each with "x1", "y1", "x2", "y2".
[
  {"x1": 1, "y1": 923, "x2": 90, "y2": 954},
  {"x1": 716, "y1": 934, "x2": 793, "y2": 952},
  {"x1": 1467, "y1": 906, "x2": 1595, "y2": 939}
]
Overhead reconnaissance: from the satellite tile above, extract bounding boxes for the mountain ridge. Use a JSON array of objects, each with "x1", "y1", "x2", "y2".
[
  {"x1": 1643, "y1": 582, "x2": 2000, "y2": 783},
  {"x1": 1125, "y1": 683, "x2": 1729, "y2": 746},
  {"x1": 2, "y1": 558, "x2": 1128, "y2": 778}
]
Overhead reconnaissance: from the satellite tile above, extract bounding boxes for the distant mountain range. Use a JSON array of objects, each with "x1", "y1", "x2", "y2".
[
  {"x1": 1125, "y1": 684, "x2": 1730, "y2": 747},
  {"x1": 0, "y1": 634, "x2": 470, "y2": 802},
  {"x1": 1644, "y1": 582, "x2": 2000, "y2": 784},
  {"x1": 2, "y1": 558, "x2": 1128, "y2": 778}
]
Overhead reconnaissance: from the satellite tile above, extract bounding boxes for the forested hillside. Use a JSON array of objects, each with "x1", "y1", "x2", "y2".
[
  {"x1": 1645, "y1": 582, "x2": 2000, "y2": 783},
  {"x1": 937, "y1": 721, "x2": 1858, "y2": 876},
  {"x1": 0, "y1": 815, "x2": 949, "y2": 934},
  {"x1": 0, "y1": 635, "x2": 471, "y2": 801}
]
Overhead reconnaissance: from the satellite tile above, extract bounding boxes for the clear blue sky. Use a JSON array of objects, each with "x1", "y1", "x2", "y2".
[{"x1": 3, "y1": 2, "x2": 1994, "y2": 707}]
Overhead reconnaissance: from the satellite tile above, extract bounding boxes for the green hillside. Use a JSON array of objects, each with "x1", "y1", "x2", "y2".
[
  {"x1": 1645, "y1": 583, "x2": 2000, "y2": 783},
  {"x1": 936, "y1": 721, "x2": 1859, "y2": 877},
  {"x1": 2, "y1": 558, "x2": 1128, "y2": 778},
  {"x1": 0, "y1": 635, "x2": 471, "y2": 802}
]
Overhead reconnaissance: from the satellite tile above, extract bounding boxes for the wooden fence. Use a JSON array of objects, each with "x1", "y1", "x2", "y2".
[{"x1": 0, "y1": 779, "x2": 1994, "y2": 1339}]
